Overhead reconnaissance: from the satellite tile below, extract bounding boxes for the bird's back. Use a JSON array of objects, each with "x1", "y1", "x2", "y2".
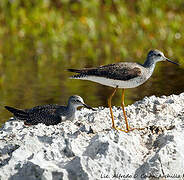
[
  {"x1": 5, "y1": 104, "x2": 66, "y2": 126},
  {"x1": 68, "y1": 62, "x2": 150, "y2": 88},
  {"x1": 25, "y1": 104, "x2": 66, "y2": 125},
  {"x1": 68, "y1": 62, "x2": 142, "y2": 80}
]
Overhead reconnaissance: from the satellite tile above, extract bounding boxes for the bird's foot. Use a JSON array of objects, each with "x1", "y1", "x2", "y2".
[{"x1": 112, "y1": 126, "x2": 136, "y2": 133}]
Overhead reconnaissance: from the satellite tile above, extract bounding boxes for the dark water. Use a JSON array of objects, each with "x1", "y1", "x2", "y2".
[{"x1": 0, "y1": 58, "x2": 183, "y2": 126}]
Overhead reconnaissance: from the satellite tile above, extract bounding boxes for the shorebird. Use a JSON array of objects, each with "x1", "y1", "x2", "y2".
[
  {"x1": 68, "y1": 50, "x2": 179, "y2": 132},
  {"x1": 5, "y1": 95, "x2": 95, "y2": 126}
]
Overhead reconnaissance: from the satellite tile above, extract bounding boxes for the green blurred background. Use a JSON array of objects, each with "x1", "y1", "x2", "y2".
[{"x1": 0, "y1": 0, "x2": 184, "y2": 125}]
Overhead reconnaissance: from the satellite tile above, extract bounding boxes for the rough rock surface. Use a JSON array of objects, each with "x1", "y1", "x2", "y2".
[{"x1": 0, "y1": 93, "x2": 184, "y2": 180}]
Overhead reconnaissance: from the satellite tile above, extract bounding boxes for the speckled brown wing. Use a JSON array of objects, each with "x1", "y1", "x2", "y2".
[
  {"x1": 25, "y1": 105, "x2": 62, "y2": 125},
  {"x1": 5, "y1": 105, "x2": 62, "y2": 126},
  {"x1": 68, "y1": 63, "x2": 142, "y2": 81}
]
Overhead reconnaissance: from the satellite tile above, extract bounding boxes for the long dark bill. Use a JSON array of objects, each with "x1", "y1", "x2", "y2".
[
  {"x1": 166, "y1": 58, "x2": 179, "y2": 65},
  {"x1": 83, "y1": 103, "x2": 96, "y2": 111}
]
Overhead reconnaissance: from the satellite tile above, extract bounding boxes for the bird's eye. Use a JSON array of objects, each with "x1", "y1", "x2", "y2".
[{"x1": 157, "y1": 54, "x2": 161, "y2": 57}]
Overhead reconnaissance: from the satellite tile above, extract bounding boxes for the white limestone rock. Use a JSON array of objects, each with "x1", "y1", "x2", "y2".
[{"x1": 0, "y1": 93, "x2": 184, "y2": 180}]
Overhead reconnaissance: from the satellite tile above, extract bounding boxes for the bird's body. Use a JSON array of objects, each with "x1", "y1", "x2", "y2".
[
  {"x1": 69, "y1": 62, "x2": 155, "y2": 89},
  {"x1": 68, "y1": 50, "x2": 178, "y2": 132},
  {"x1": 5, "y1": 95, "x2": 94, "y2": 126}
]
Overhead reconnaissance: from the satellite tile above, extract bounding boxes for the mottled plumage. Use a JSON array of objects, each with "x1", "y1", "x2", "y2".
[
  {"x1": 5, "y1": 95, "x2": 95, "y2": 126},
  {"x1": 68, "y1": 50, "x2": 178, "y2": 132},
  {"x1": 68, "y1": 63, "x2": 142, "y2": 81}
]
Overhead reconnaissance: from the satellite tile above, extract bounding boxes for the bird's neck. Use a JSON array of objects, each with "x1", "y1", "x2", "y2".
[
  {"x1": 66, "y1": 103, "x2": 76, "y2": 112},
  {"x1": 143, "y1": 57, "x2": 155, "y2": 67},
  {"x1": 143, "y1": 58, "x2": 156, "y2": 73}
]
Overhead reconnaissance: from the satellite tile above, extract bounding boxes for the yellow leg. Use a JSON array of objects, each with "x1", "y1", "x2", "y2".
[
  {"x1": 108, "y1": 87, "x2": 118, "y2": 129},
  {"x1": 121, "y1": 89, "x2": 130, "y2": 132},
  {"x1": 108, "y1": 87, "x2": 129, "y2": 133},
  {"x1": 120, "y1": 89, "x2": 135, "y2": 132}
]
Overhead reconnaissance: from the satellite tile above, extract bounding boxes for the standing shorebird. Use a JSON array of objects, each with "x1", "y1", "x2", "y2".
[
  {"x1": 5, "y1": 95, "x2": 95, "y2": 126},
  {"x1": 68, "y1": 50, "x2": 179, "y2": 132}
]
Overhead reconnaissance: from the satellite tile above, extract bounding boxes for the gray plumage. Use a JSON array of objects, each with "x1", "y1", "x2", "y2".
[
  {"x1": 68, "y1": 63, "x2": 142, "y2": 81},
  {"x1": 5, "y1": 95, "x2": 95, "y2": 126},
  {"x1": 68, "y1": 50, "x2": 178, "y2": 89}
]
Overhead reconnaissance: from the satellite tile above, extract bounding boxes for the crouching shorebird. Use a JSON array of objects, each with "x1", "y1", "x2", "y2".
[
  {"x1": 68, "y1": 50, "x2": 179, "y2": 132},
  {"x1": 5, "y1": 95, "x2": 95, "y2": 126}
]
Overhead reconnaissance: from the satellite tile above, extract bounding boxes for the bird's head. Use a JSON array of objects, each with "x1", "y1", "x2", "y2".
[
  {"x1": 68, "y1": 95, "x2": 95, "y2": 110},
  {"x1": 147, "y1": 49, "x2": 178, "y2": 65}
]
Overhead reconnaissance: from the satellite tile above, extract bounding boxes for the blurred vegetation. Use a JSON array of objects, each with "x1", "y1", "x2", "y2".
[{"x1": 0, "y1": 0, "x2": 184, "y2": 125}]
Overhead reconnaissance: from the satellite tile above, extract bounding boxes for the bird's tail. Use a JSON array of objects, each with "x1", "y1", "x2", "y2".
[
  {"x1": 4, "y1": 106, "x2": 29, "y2": 120},
  {"x1": 67, "y1": 68, "x2": 83, "y2": 73},
  {"x1": 67, "y1": 68, "x2": 89, "y2": 79}
]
